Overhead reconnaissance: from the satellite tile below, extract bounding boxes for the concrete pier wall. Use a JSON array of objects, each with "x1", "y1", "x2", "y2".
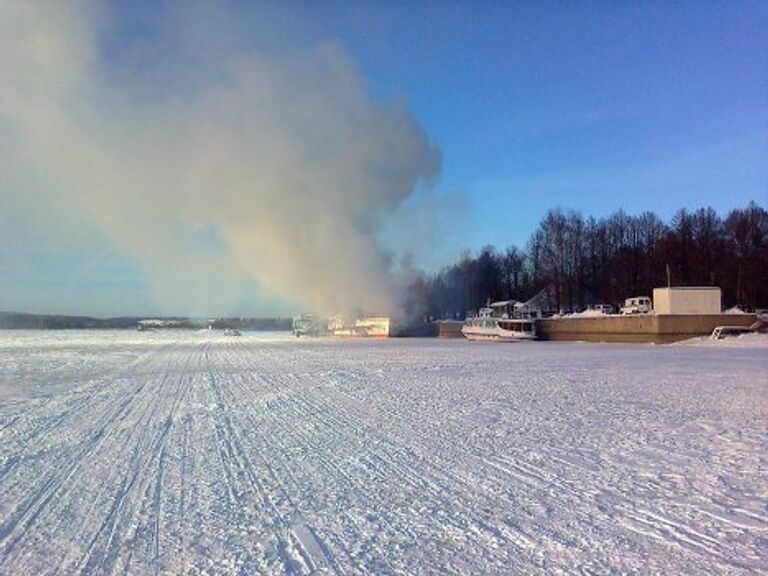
[{"x1": 537, "y1": 314, "x2": 757, "y2": 344}]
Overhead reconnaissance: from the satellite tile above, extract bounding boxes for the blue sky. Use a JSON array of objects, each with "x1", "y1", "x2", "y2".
[
  {"x1": 314, "y1": 2, "x2": 767, "y2": 255},
  {"x1": 1, "y1": 2, "x2": 766, "y2": 316}
]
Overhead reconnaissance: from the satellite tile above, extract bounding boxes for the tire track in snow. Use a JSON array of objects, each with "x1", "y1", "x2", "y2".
[
  {"x1": 226, "y1": 341, "x2": 501, "y2": 571},
  {"x1": 208, "y1": 342, "x2": 357, "y2": 573},
  {"x1": 205, "y1": 344, "x2": 324, "y2": 573},
  {"x1": 1, "y1": 341, "x2": 189, "y2": 574},
  {"x1": 275, "y1": 364, "x2": 531, "y2": 561},
  {"x1": 2, "y1": 335, "x2": 765, "y2": 574},
  {"x1": 0, "y1": 365, "x2": 160, "y2": 562},
  {"x1": 72, "y1": 346, "x2": 190, "y2": 574}
]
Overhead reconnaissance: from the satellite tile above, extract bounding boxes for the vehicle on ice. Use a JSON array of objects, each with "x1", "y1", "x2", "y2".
[
  {"x1": 620, "y1": 296, "x2": 652, "y2": 315},
  {"x1": 292, "y1": 315, "x2": 322, "y2": 337}
]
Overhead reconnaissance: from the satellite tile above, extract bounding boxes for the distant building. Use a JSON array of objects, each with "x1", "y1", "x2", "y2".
[
  {"x1": 326, "y1": 316, "x2": 390, "y2": 337},
  {"x1": 653, "y1": 287, "x2": 721, "y2": 315},
  {"x1": 354, "y1": 317, "x2": 390, "y2": 337},
  {"x1": 490, "y1": 300, "x2": 516, "y2": 318}
]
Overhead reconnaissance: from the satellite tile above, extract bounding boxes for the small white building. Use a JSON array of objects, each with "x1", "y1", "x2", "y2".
[
  {"x1": 328, "y1": 316, "x2": 390, "y2": 337},
  {"x1": 354, "y1": 317, "x2": 390, "y2": 337},
  {"x1": 652, "y1": 287, "x2": 721, "y2": 315}
]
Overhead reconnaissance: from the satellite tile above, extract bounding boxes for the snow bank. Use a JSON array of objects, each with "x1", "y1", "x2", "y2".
[
  {"x1": 568, "y1": 309, "x2": 609, "y2": 318},
  {"x1": 724, "y1": 306, "x2": 748, "y2": 314},
  {"x1": 675, "y1": 331, "x2": 768, "y2": 348}
]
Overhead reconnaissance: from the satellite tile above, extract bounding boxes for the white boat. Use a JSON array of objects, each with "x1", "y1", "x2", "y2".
[{"x1": 461, "y1": 307, "x2": 536, "y2": 341}]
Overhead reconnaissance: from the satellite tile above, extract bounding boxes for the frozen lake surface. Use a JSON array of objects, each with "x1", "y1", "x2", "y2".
[{"x1": 1, "y1": 331, "x2": 766, "y2": 574}]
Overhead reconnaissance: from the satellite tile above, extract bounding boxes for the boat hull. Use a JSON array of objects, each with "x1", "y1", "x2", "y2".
[{"x1": 461, "y1": 326, "x2": 536, "y2": 342}]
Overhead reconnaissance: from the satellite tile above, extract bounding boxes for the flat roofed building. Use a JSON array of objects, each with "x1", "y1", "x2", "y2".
[{"x1": 653, "y1": 287, "x2": 721, "y2": 315}]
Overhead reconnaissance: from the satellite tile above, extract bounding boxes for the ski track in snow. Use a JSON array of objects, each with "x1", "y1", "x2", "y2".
[{"x1": 0, "y1": 331, "x2": 766, "y2": 574}]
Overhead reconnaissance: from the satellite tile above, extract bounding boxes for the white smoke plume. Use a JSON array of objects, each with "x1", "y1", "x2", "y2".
[{"x1": 0, "y1": 3, "x2": 440, "y2": 316}]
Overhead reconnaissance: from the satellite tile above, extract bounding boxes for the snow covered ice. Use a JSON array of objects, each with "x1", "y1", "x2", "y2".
[{"x1": 1, "y1": 331, "x2": 766, "y2": 574}]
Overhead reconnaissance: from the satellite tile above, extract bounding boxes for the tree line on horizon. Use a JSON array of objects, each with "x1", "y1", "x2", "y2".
[
  {"x1": 405, "y1": 201, "x2": 768, "y2": 319},
  {"x1": 0, "y1": 312, "x2": 294, "y2": 331}
]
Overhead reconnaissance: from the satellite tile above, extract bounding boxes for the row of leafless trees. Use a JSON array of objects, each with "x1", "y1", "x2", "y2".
[{"x1": 405, "y1": 201, "x2": 767, "y2": 319}]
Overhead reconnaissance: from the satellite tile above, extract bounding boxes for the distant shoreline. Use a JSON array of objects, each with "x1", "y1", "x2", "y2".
[{"x1": 0, "y1": 311, "x2": 292, "y2": 331}]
